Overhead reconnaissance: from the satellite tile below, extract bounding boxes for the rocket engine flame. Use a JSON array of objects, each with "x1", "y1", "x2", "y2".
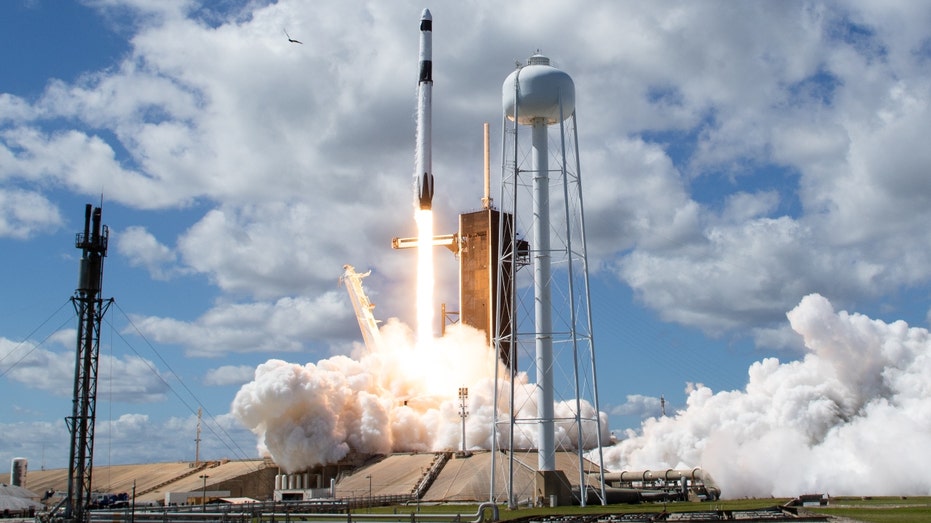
[{"x1": 415, "y1": 209, "x2": 434, "y2": 346}]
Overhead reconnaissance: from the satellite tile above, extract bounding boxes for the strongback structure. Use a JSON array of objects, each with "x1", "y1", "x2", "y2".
[
  {"x1": 65, "y1": 204, "x2": 112, "y2": 522},
  {"x1": 458, "y1": 124, "x2": 522, "y2": 368},
  {"x1": 459, "y1": 207, "x2": 522, "y2": 368},
  {"x1": 491, "y1": 54, "x2": 606, "y2": 508}
]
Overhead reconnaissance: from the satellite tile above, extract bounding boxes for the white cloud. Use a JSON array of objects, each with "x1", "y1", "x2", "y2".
[
  {"x1": 128, "y1": 294, "x2": 355, "y2": 358},
  {"x1": 0, "y1": 189, "x2": 62, "y2": 238},
  {"x1": 204, "y1": 364, "x2": 255, "y2": 386},
  {"x1": 0, "y1": 0, "x2": 926, "y2": 347},
  {"x1": 116, "y1": 226, "x2": 180, "y2": 280},
  {"x1": 0, "y1": 411, "x2": 257, "y2": 471},
  {"x1": 0, "y1": 337, "x2": 168, "y2": 402},
  {"x1": 0, "y1": 127, "x2": 185, "y2": 208},
  {"x1": 85, "y1": 0, "x2": 194, "y2": 23},
  {"x1": 609, "y1": 394, "x2": 663, "y2": 419}
]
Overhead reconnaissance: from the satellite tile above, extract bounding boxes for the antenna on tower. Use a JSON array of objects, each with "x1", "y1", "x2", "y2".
[{"x1": 195, "y1": 407, "x2": 202, "y2": 467}]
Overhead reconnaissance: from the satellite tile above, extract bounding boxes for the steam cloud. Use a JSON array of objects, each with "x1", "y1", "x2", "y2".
[
  {"x1": 233, "y1": 293, "x2": 931, "y2": 497},
  {"x1": 232, "y1": 318, "x2": 606, "y2": 473},
  {"x1": 603, "y1": 293, "x2": 931, "y2": 497}
]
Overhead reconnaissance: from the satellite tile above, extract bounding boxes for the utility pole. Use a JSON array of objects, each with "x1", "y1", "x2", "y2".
[
  {"x1": 200, "y1": 474, "x2": 209, "y2": 510},
  {"x1": 194, "y1": 407, "x2": 202, "y2": 466},
  {"x1": 65, "y1": 204, "x2": 112, "y2": 523}
]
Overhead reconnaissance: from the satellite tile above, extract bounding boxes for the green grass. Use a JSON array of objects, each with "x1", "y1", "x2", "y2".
[
  {"x1": 366, "y1": 497, "x2": 931, "y2": 522},
  {"x1": 368, "y1": 498, "x2": 793, "y2": 520},
  {"x1": 806, "y1": 496, "x2": 931, "y2": 523}
]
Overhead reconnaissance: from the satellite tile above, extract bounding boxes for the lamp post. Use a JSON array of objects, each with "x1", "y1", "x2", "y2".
[
  {"x1": 199, "y1": 474, "x2": 209, "y2": 510},
  {"x1": 458, "y1": 387, "x2": 469, "y2": 454},
  {"x1": 366, "y1": 474, "x2": 372, "y2": 503},
  {"x1": 130, "y1": 480, "x2": 136, "y2": 523}
]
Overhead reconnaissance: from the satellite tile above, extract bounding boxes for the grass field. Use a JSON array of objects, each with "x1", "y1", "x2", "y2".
[
  {"x1": 805, "y1": 496, "x2": 931, "y2": 523},
  {"x1": 367, "y1": 496, "x2": 931, "y2": 522}
]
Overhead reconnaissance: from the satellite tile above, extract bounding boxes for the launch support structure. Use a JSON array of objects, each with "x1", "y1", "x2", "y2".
[{"x1": 65, "y1": 204, "x2": 113, "y2": 522}]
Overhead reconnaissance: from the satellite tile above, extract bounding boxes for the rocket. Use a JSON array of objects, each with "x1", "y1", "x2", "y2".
[{"x1": 414, "y1": 8, "x2": 434, "y2": 210}]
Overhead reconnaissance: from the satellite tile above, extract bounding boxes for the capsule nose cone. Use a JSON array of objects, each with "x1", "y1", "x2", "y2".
[{"x1": 421, "y1": 8, "x2": 432, "y2": 21}]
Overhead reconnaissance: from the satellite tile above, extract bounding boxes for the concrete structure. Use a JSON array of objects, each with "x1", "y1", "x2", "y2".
[
  {"x1": 3, "y1": 453, "x2": 584, "y2": 507},
  {"x1": 0, "y1": 459, "x2": 276, "y2": 506},
  {"x1": 164, "y1": 489, "x2": 231, "y2": 506},
  {"x1": 331, "y1": 451, "x2": 600, "y2": 504}
]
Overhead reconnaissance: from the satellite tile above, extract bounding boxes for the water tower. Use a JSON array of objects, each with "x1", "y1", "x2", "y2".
[{"x1": 491, "y1": 53, "x2": 606, "y2": 507}]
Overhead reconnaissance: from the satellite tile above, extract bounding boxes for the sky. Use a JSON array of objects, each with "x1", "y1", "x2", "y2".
[{"x1": 2, "y1": 0, "x2": 931, "y2": 498}]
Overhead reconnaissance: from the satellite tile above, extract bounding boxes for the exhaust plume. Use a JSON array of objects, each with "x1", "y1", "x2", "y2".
[
  {"x1": 232, "y1": 318, "x2": 606, "y2": 473},
  {"x1": 603, "y1": 293, "x2": 931, "y2": 497}
]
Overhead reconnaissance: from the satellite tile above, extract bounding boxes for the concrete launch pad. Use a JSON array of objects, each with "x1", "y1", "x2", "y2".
[
  {"x1": 2, "y1": 451, "x2": 599, "y2": 507},
  {"x1": 334, "y1": 451, "x2": 600, "y2": 503}
]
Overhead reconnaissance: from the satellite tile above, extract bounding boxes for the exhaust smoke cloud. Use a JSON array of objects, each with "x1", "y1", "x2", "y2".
[
  {"x1": 233, "y1": 292, "x2": 930, "y2": 497},
  {"x1": 232, "y1": 318, "x2": 606, "y2": 473},
  {"x1": 603, "y1": 293, "x2": 931, "y2": 497}
]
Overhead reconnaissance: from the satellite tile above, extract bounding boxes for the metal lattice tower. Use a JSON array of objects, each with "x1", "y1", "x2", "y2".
[
  {"x1": 65, "y1": 204, "x2": 112, "y2": 522},
  {"x1": 491, "y1": 54, "x2": 606, "y2": 508}
]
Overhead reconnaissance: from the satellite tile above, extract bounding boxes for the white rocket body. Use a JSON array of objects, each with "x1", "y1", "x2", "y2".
[{"x1": 415, "y1": 9, "x2": 434, "y2": 210}]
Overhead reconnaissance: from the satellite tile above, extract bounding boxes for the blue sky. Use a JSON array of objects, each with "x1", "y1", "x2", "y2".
[{"x1": 2, "y1": 0, "x2": 931, "y2": 497}]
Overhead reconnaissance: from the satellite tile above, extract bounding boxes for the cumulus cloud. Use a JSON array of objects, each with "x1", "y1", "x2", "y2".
[
  {"x1": 128, "y1": 294, "x2": 356, "y2": 357},
  {"x1": 0, "y1": 411, "x2": 254, "y2": 470},
  {"x1": 0, "y1": 189, "x2": 62, "y2": 238},
  {"x1": 116, "y1": 225, "x2": 180, "y2": 280},
  {"x1": 609, "y1": 394, "x2": 663, "y2": 419},
  {"x1": 4, "y1": 1, "x2": 931, "y2": 345},
  {"x1": 0, "y1": 336, "x2": 169, "y2": 402},
  {"x1": 204, "y1": 364, "x2": 254, "y2": 386}
]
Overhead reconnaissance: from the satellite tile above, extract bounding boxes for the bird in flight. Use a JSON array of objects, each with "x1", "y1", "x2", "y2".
[{"x1": 284, "y1": 29, "x2": 302, "y2": 44}]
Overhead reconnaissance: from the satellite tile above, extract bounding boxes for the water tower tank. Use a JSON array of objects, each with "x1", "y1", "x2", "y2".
[{"x1": 502, "y1": 54, "x2": 575, "y2": 125}]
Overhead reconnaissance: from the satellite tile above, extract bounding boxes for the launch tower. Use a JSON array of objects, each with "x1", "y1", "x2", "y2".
[{"x1": 458, "y1": 124, "x2": 525, "y2": 367}]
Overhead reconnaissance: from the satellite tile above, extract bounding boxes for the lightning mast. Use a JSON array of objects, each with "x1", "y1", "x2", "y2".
[{"x1": 65, "y1": 204, "x2": 112, "y2": 522}]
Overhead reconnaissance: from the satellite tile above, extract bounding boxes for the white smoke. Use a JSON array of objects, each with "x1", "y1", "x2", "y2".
[
  {"x1": 231, "y1": 317, "x2": 607, "y2": 473},
  {"x1": 603, "y1": 293, "x2": 931, "y2": 497},
  {"x1": 233, "y1": 292, "x2": 929, "y2": 497}
]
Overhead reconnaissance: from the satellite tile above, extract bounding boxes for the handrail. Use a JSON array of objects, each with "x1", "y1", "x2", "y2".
[
  {"x1": 88, "y1": 501, "x2": 501, "y2": 523},
  {"x1": 135, "y1": 462, "x2": 210, "y2": 497}
]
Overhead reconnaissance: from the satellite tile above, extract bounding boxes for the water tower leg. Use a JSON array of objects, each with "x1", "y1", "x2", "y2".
[{"x1": 532, "y1": 119, "x2": 555, "y2": 473}]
